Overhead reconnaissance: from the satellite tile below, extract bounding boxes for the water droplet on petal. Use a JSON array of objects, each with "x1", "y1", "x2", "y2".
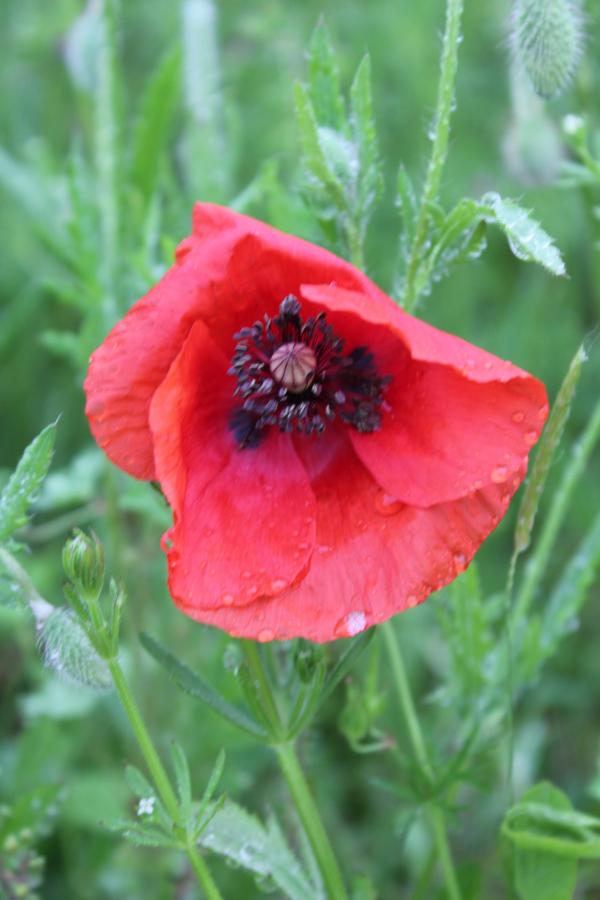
[
  {"x1": 334, "y1": 610, "x2": 367, "y2": 638},
  {"x1": 298, "y1": 541, "x2": 310, "y2": 550},
  {"x1": 317, "y1": 544, "x2": 333, "y2": 554},
  {"x1": 524, "y1": 430, "x2": 538, "y2": 446},
  {"x1": 406, "y1": 594, "x2": 418, "y2": 608},
  {"x1": 512, "y1": 411, "x2": 525, "y2": 423},
  {"x1": 247, "y1": 585, "x2": 258, "y2": 597},
  {"x1": 270, "y1": 578, "x2": 287, "y2": 593},
  {"x1": 257, "y1": 629, "x2": 275, "y2": 642},
  {"x1": 242, "y1": 570, "x2": 252, "y2": 579},
  {"x1": 374, "y1": 490, "x2": 403, "y2": 516},
  {"x1": 222, "y1": 593, "x2": 234, "y2": 606},
  {"x1": 453, "y1": 552, "x2": 467, "y2": 570},
  {"x1": 491, "y1": 466, "x2": 509, "y2": 484}
]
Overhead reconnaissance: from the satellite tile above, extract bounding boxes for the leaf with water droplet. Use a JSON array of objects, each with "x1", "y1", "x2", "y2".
[
  {"x1": 0, "y1": 421, "x2": 58, "y2": 543},
  {"x1": 481, "y1": 192, "x2": 566, "y2": 277}
]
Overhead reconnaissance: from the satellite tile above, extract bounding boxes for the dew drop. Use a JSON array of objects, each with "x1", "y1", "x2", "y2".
[
  {"x1": 242, "y1": 570, "x2": 252, "y2": 580},
  {"x1": 374, "y1": 490, "x2": 403, "y2": 516},
  {"x1": 483, "y1": 360, "x2": 493, "y2": 370},
  {"x1": 292, "y1": 529, "x2": 300, "y2": 538},
  {"x1": 406, "y1": 594, "x2": 418, "y2": 608},
  {"x1": 270, "y1": 578, "x2": 287, "y2": 593},
  {"x1": 334, "y1": 610, "x2": 367, "y2": 638},
  {"x1": 222, "y1": 593, "x2": 234, "y2": 606},
  {"x1": 298, "y1": 541, "x2": 310, "y2": 550},
  {"x1": 317, "y1": 544, "x2": 333, "y2": 554},
  {"x1": 491, "y1": 466, "x2": 509, "y2": 484},
  {"x1": 453, "y1": 552, "x2": 467, "y2": 569},
  {"x1": 247, "y1": 586, "x2": 259, "y2": 598},
  {"x1": 511, "y1": 411, "x2": 525, "y2": 424},
  {"x1": 257, "y1": 629, "x2": 275, "y2": 642},
  {"x1": 524, "y1": 430, "x2": 538, "y2": 446}
]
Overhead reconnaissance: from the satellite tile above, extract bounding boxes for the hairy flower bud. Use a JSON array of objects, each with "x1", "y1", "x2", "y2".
[
  {"x1": 512, "y1": 0, "x2": 583, "y2": 100},
  {"x1": 62, "y1": 530, "x2": 105, "y2": 600}
]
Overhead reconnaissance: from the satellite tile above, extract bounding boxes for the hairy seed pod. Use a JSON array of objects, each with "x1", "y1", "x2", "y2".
[{"x1": 512, "y1": 0, "x2": 583, "y2": 100}]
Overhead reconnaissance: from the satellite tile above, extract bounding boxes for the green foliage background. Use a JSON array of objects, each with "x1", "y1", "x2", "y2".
[{"x1": 1, "y1": 0, "x2": 600, "y2": 897}]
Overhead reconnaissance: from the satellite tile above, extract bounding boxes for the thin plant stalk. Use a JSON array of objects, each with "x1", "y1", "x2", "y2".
[
  {"x1": 404, "y1": 0, "x2": 464, "y2": 312},
  {"x1": 107, "y1": 658, "x2": 223, "y2": 900},
  {"x1": 381, "y1": 621, "x2": 462, "y2": 900},
  {"x1": 240, "y1": 641, "x2": 349, "y2": 900}
]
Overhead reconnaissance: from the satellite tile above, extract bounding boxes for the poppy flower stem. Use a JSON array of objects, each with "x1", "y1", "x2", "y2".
[
  {"x1": 381, "y1": 621, "x2": 462, "y2": 900},
  {"x1": 403, "y1": 0, "x2": 464, "y2": 313},
  {"x1": 275, "y1": 743, "x2": 349, "y2": 900},
  {"x1": 239, "y1": 641, "x2": 348, "y2": 899}
]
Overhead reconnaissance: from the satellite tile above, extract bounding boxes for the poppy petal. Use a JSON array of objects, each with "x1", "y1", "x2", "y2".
[
  {"x1": 149, "y1": 319, "x2": 317, "y2": 612},
  {"x1": 300, "y1": 284, "x2": 548, "y2": 507},
  {"x1": 178, "y1": 428, "x2": 520, "y2": 642}
]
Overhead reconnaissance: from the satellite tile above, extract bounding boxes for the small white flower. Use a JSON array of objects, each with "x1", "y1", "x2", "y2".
[
  {"x1": 137, "y1": 796, "x2": 156, "y2": 817},
  {"x1": 562, "y1": 114, "x2": 584, "y2": 136}
]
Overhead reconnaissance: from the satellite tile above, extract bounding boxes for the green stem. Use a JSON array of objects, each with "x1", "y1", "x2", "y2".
[
  {"x1": 239, "y1": 642, "x2": 348, "y2": 899},
  {"x1": 107, "y1": 659, "x2": 222, "y2": 900},
  {"x1": 404, "y1": 0, "x2": 464, "y2": 312},
  {"x1": 276, "y1": 743, "x2": 349, "y2": 900},
  {"x1": 381, "y1": 621, "x2": 462, "y2": 900}
]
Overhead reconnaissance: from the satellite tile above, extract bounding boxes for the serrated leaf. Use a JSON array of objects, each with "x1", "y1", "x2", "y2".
[
  {"x1": 131, "y1": 48, "x2": 181, "y2": 205},
  {"x1": 39, "y1": 607, "x2": 112, "y2": 691},
  {"x1": 125, "y1": 765, "x2": 155, "y2": 800},
  {"x1": 515, "y1": 343, "x2": 585, "y2": 555},
  {"x1": 140, "y1": 633, "x2": 268, "y2": 739},
  {"x1": 169, "y1": 740, "x2": 192, "y2": 822},
  {"x1": 109, "y1": 820, "x2": 180, "y2": 848},
  {"x1": 436, "y1": 563, "x2": 491, "y2": 700},
  {"x1": 307, "y1": 23, "x2": 345, "y2": 131},
  {"x1": 541, "y1": 508, "x2": 600, "y2": 656},
  {"x1": 294, "y1": 81, "x2": 347, "y2": 213},
  {"x1": 482, "y1": 192, "x2": 566, "y2": 276},
  {"x1": 350, "y1": 55, "x2": 383, "y2": 231},
  {"x1": 199, "y1": 800, "x2": 319, "y2": 900},
  {"x1": 0, "y1": 422, "x2": 57, "y2": 543}
]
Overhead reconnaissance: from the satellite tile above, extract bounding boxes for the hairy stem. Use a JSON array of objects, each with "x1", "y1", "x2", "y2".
[
  {"x1": 108, "y1": 659, "x2": 222, "y2": 900},
  {"x1": 276, "y1": 743, "x2": 349, "y2": 900},
  {"x1": 381, "y1": 621, "x2": 462, "y2": 900},
  {"x1": 403, "y1": 0, "x2": 464, "y2": 312},
  {"x1": 239, "y1": 642, "x2": 348, "y2": 899}
]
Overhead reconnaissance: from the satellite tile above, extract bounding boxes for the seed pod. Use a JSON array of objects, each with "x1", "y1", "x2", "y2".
[{"x1": 512, "y1": 0, "x2": 583, "y2": 100}]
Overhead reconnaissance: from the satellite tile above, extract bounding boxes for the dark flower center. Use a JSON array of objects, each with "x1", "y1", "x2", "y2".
[{"x1": 228, "y1": 295, "x2": 392, "y2": 448}]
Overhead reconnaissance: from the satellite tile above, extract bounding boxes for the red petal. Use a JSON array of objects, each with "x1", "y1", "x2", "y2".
[
  {"x1": 300, "y1": 284, "x2": 548, "y2": 507},
  {"x1": 179, "y1": 428, "x2": 521, "y2": 642},
  {"x1": 84, "y1": 205, "x2": 379, "y2": 480},
  {"x1": 149, "y1": 320, "x2": 317, "y2": 612}
]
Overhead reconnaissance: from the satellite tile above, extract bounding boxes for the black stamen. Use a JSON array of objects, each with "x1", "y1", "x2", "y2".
[{"x1": 228, "y1": 296, "x2": 391, "y2": 448}]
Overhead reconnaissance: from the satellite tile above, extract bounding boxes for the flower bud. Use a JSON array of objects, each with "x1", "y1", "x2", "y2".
[
  {"x1": 62, "y1": 530, "x2": 105, "y2": 600},
  {"x1": 512, "y1": 0, "x2": 583, "y2": 100}
]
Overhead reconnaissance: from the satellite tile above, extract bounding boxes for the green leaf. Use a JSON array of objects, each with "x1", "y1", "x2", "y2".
[
  {"x1": 321, "y1": 629, "x2": 375, "y2": 705},
  {"x1": 199, "y1": 800, "x2": 320, "y2": 900},
  {"x1": 350, "y1": 55, "x2": 383, "y2": 230},
  {"x1": 0, "y1": 422, "x2": 58, "y2": 543},
  {"x1": 482, "y1": 192, "x2": 566, "y2": 276},
  {"x1": 515, "y1": 344, "x2": 585, "y2": 555},
  {"x1": 39, "y1": 608, "x2": 113, "y2": 691},
  {"x1": 541, "y1": 508, "x2": 600, "y2": 658},
  {"x1": 307, "y1": 23, "x2": 345, "y2": 130},
  {"x1": 109, "y1": 820, "x2": 180, "y2": 848},
  {"x1": 140, "y1": 632, "x2": 268, "y2": 739},
  {"x1": 294, "y1": 81, "x2": 348, "y2": 213},
  {"x1": 436, "y1": 563, "x2": 491, "y2": 700},
  {"x1": 505, "y1": 782, "x2": 577, "y2": 900},
  {"x1": 131, "y1": 48, "x2": 181, "y2": 205},
  {"x1": 169, "y1": 740, "x2": 192, "y2": 822},
  {"x1": 124, "y1": 765, "x2": 155, "y2": 800}
]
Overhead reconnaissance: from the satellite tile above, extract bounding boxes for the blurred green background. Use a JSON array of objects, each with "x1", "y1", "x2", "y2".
[{"x1": 1, "y1": 0, "x2": 600, "y2": 897}]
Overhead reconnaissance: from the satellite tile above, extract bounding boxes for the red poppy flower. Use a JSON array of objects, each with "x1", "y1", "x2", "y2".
[{"x1": 84, "y1": 204, "x2": 548, "y2": 643}]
